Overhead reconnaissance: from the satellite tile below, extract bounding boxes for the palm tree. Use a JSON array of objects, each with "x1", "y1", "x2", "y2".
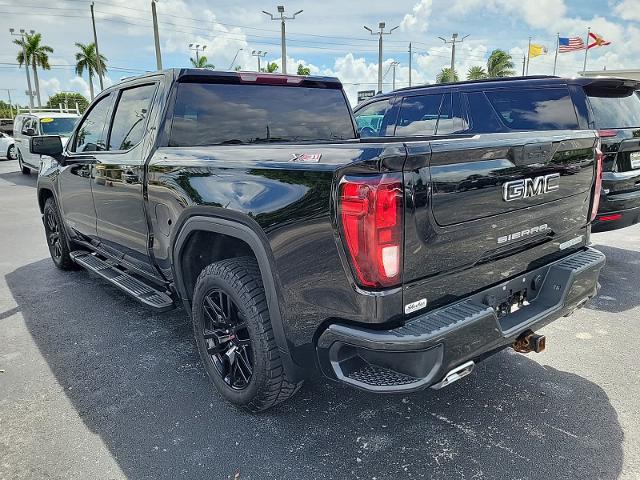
[
  {"x1": 74, "y1": 42, "x2": 107, "y2": 100},
  {"x1": 486, "y1": 49, "x2": 515, "y2": 78},
  {"x1": 436, "y1": 68, "x2": 459, "y2": 83},
  {"x1": 14, "y1": 32, "x2": 53, "y2": 107},
  {"x1": 467, "y1": 66, "x2": 487, "y2": 80},
  {"x1": 190, "y1": 55, "x2": 215, "y2": 69}
]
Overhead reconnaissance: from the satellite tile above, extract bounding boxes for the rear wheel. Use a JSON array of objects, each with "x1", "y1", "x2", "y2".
[
  {"x1": 17, "y1": 150, "x2": 30, "y2": 174},
  {"x1": 192, "y1": 257, "x2": 302, "y2": 412},
  {"x1": 43, "y1": 197, "x2": 76, "y2": 270},
  {"x1": 6, "y1": 145, "x2": 16, "y2": 161}
]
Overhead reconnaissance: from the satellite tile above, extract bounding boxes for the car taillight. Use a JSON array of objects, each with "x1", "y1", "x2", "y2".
[
  {"x1": 590, "y1": 139, "x2": 604, "y2": 222},
  {"x1": 339, "y1": 174, "x2": 403, "y2": 288}
]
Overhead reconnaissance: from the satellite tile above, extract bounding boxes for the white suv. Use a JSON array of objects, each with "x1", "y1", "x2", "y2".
[{"x1": 13, "y1": 110, "x2": 80, "y2": 174}]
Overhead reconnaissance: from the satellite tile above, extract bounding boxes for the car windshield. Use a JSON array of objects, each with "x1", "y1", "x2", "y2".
[
  {"x1": 39, "y1": 117, "x2": 79, "y2": 136},
  {"x1": 588, "y1": 91, "x2": 640, "y2": 129}
]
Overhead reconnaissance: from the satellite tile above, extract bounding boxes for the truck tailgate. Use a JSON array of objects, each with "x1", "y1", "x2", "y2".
[{"x1": 402, "y1": 131, "x2": 598, "y2": 315}]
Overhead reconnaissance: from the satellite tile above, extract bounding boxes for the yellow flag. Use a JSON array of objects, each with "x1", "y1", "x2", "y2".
[{"x1": 529, "y1": 43, "x2": 548, "y2": 58}]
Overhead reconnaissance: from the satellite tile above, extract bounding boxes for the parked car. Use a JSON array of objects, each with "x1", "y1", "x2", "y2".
[
  {"x1": 355, "y1": 75, "x2": 640, "y2": 232},
  {"x1": 13, "y1": 110, "x2": 80, "y2": 174},
  {"x1": 31, "y1": 69, "x2": 604, "y2": 411},
  {"x1": 0, "y1": 132, "x2": 16, "y2": 160},
  {"x1": 0, "y1": 118, "x2": 14, "y2": 135}
]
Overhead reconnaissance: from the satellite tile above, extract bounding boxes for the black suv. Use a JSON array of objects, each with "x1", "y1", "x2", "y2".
[
  {"x1": 355, "y1": 76, "x2": 640, "y2": 232},
  {"x1": 31, "y1": 70, "x2": 603, "y2": 411}
]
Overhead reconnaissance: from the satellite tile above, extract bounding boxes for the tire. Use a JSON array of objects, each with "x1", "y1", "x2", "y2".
[
  {"x1": 17, "y1": 150, "x2": 30, "y2": 174},
  {"x1": 192, "y1": 257, "x2": 302, "y2": 412},
  {"x1": 43, "y1": 197, "x2": 76, "y2": 270},
  {"x1": 6, "y1": 145, "x2": 17, "y2": 161}
]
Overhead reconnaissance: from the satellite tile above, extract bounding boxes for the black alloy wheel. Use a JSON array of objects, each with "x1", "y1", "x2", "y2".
[
  {"x1": 202, "y1": 288, "x2": 254, "y2": 390},
  {"x1": 45, "y1": 204, "x2": 63, "y2": 261}
]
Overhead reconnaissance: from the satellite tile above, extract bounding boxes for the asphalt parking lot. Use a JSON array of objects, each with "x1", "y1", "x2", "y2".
[{"x1": 0, "y1": 158, "x2": 639, "y2": 480}]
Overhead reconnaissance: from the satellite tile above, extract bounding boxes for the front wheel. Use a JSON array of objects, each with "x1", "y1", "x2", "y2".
[
  {"x1": 192, "y1": 257, "x2": 302, "y2": 412},
  {"x1": 17, "y1": 150, "x2": 30, "y2": 174},
  {"x1": 43, "y1": 197, "x2": 76, "y2": 270},
  {"x1": 6, "y1": 145, "x2": 16, "y2": 161}
]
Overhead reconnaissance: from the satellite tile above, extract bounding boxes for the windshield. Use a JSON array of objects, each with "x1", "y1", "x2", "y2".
[
  {"x1": 39, "y1": 117, "x2": 79, "y2": 136},
  {"x1": 169, "y1": 83, "x2": 355, "y2": 146},
  {"x1": 588, "y1": 91, "x2": 640, "y2": 129}
]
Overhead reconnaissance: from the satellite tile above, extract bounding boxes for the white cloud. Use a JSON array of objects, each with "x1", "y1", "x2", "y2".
[
  {"x1": 40, "y1": 78, "x2": 62, "y2": 99},
  {"x1": 613, "y1": 0, "x2": 640, "y2": 21},
  {"x1": 69, "y1": 77, "x2": 91, "y2": 99},
  {"x1": 400, "y1": 0, "x2": 433, "y2": 32}
]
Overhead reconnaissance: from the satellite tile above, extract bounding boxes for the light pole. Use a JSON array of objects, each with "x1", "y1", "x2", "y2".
[
  {"x1": 408, "y1": 42, "x2": 412, "y2": 87},
  {"x1": 4, "y1": 89, "x2": 15, "y2": 118},
  {"x1": 151, "y1": 0, "x2": 162, "y2": 70},
  {"x1": 90, "y1": 2, "x2": 104, "y2": 90},
  {"x1": 252, "y1": 50, "x2": 267, "y2": 72},
  {"x1": 189, "y1": 44, "x2": 206, "y2": 66},
  {"x1": 390, "y1": 61, "x2": 400, "y2": 90},
  {"x1": 9, "y1": 28, "x2": 35, "y2": 110},
  {"x1": 229, "y1": 48, "x2": 243, "y2": 70},
  {"x1": 262, "y1": 6, "x2": 303, "y2": 75},
  {"x1": 364, "y1": 22, "x2": 399, "y2": 94},
  {"x1": 438, "y1": 33, "x2": 468, "y2": 80}
]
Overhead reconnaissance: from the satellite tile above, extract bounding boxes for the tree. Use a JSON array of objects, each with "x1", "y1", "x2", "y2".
[
  {"x1": 75, "y1": 42, "x2": 107, "y2": 100},
  {"x1": 14, "y1": 32, "x2": 53, "y2": 107},
  {"x1": 234, "y1": 65, "x2": 242, "y2": 72},
  {"x1": 190, "y1": 55, "x2": 215, "y2": 69},
  {"x1": 296, "y1": 63, "x2": 311, "y2": 76},
  {"x1": 265, "y1": 62, "x2": 278, "y2": 73},
  {"x1": 467, "y1": 66, "x2": 487, "y2": 80},
  {"x1": 436, "y1": 68, "x2": 459, "y2": 83},
  {"x1": 486, "y1": 49, "x2": 515, "y2": 78},
  {"x1": 46, "y1": 92, "x2": 89, "y2": 113}
]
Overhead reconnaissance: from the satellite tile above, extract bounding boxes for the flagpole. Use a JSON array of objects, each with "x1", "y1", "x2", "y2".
[
  {"x1": 553, "y1": 33, "x2": 559, "y2": 75},
  {"x1": 526, "y1": 37, "x2": 531, "y2": 75},
  {"x1": 582, "y1": 26, "x2": 591, "y2": 74}
]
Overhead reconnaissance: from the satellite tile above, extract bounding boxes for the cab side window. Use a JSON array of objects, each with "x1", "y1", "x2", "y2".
[
  {"x1": 71, "y1": 94, "x2": 114, "y2": 153},
  {"x1": 395, "y1": 94, "x2": 443, "y2": 137},
  {"x1": 354, "y1": 99, "x2": 392, "y2": 137},
  {"x1": 108, "y1": 84, "x2": 156, "y2": 151},
  {"x1": 435, "y1": 93, "x2": 469, "y2": 135}
]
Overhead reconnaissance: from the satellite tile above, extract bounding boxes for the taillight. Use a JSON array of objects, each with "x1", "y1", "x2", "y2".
[
  {"x1": 597, "y1": 129, "x2": 617, "y2": 138},
  {"x1": 339, "y1": 174, "x2": 403, "y2": 288},
  {"x1": 590, "y1": 139, "x2": 604, "y2": 222}
]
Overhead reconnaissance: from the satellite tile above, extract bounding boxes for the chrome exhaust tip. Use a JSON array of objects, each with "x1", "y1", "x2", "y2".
[{"x1": 430, "y1": 360, "x2": 475, "y2": 390}]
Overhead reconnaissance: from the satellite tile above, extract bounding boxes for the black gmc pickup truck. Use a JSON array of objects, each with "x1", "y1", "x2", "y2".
[{"x1": 31, "y1": 69, "x2": 605, "y2": 411}]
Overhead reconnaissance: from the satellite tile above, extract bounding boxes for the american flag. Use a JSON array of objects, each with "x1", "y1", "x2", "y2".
[{"x1": 559, "y1": 37, "x2": 585, "y2": 53}]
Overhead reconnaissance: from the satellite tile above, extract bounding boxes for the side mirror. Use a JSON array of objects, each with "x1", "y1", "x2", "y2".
[{"x1": 30, "y1": 135, "x2": 63, "y2": 157}]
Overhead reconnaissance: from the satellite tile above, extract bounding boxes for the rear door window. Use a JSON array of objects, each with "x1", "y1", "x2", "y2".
[
  {"x1": 588, "y1": 90, "x2": 640, "y2": 129},
  {"x1": 435, "y1": 93, "x2": 469, "y2": 135},
  {"x1": 395, "y1": 94, "x2": 443, "y2": 136},
  {"x1": 485, "y1": 87, "x2": 579, "y2": 130},
  {"x1": 354, "y1": 99, "x2": 392, "y2": 137},
  {"x1": 108, "y1": 84, "x2": 157, "y2": 151},
  {"x1": 170, "y1": 83, "x2": 355, "y2": 146}
]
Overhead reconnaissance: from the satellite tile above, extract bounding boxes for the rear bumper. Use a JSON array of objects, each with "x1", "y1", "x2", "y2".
[
  {"x1": 316, "y1": 248, "x2": 605, "y2": 393},
  {"x1": 593, "y1": 204, "x2": 640, "y2": 232},
  {"x1": 594, "y1": 173, "x2": 640, "y2": 232}
]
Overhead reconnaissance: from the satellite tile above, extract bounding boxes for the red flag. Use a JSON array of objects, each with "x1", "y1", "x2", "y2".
[{"x1": 588, "y1": 32, "x2": 611, "y2": 49}]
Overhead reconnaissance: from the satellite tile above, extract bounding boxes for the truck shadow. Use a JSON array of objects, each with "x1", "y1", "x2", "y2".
[
  {"x1": 6, "y1": 259, "x2": 624, "y2": 480},
  {"x1": 588, "y1": 244, "x2": 640, "y2": 314},
  {"x1": 0, "y1": 168, "x2": 37, "y2": 188}
]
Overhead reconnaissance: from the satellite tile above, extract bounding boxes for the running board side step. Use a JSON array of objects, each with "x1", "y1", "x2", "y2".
[{"x1": 70, "y1": 251, "x2": 175, "y2": 312}]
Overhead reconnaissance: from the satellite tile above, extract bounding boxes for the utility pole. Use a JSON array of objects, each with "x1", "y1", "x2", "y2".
[
  {"x1": 252, "y1": 50, "x2": 267, "y2": 71},
  {"x1": 151, "y1": 0, "x2": 162, "y2": 70},
  {"x1": 90, "y1": 3, "x2": 104, "y2": 90},
  {"x1": 229, "y1": 48, "x2": 243, "y2": 70},
  {"x1": 390, "y1": 61, "x2": 400, "y2": 90},
  {"x1": 364, "y1": 22, "x2": 399, "y2": 94},
  {"x1": 9, "y1": 28, "x2": 34, "y2": 111},
  {"x1": 438, "y1": 33, "x2": 468, "y2": 79},
  {"x1": 408, "y1": 42, "x2": 412, "y2": 87},
  {"x1": 262, "y1": 6, "x2": 303, "y2": 75},
  {"x1": 4, "y1": 89, "x2": 15, "y2": 118},
  {"x1": 189, "y1": 44, "x2": 206, "y2": 65}
]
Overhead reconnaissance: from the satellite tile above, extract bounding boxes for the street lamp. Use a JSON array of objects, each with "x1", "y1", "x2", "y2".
[
  {"x1": 262, "y1": 6, "x2": 303, "y2": 74},
  {"x1": 9, "y1": 28, "x2": 35, "y2": 110},
  {"x1": 364, "y1": 22, "x2": 399, "y2": 93},
  {"x1": 251, "y1": 50, "x2": 267, "y2": 72},
  {"x1": 229, "y1": 47, "x2": 244, "y2": 70},
  {"x1": 189, "y1": 43, "x2": 207, "y2": 65}
]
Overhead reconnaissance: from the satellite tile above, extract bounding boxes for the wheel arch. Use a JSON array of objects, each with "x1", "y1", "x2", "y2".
[
  {"x1": 37, "y1": 187, "x2": 55, "y2": 214},
  {"x1": 171, "y1": 210, "x2": 303, "y2": 381}
]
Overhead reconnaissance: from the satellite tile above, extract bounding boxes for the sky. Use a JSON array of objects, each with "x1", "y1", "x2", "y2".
[{"x1": 1, "y1": 0, "x2": 639, "y2": 106}]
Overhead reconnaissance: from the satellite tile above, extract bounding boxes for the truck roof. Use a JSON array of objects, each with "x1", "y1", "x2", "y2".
[{"x1": 115, "y1": 68, "x2": 343, "y2": 90}]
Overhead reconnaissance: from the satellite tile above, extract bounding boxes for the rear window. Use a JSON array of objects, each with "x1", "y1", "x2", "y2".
[
  {"x1": 485, "y1": 88, "x2": 579, "y2": 130},
  {"x1": 170, "y1": 83, "x2": 355, "y2": 146},
  {"x1": 40, "y1": 117, "x2": 78, "y2": 135},
  {"x1": 588, "y1": 91, "x2": 640, "y2": 129}
]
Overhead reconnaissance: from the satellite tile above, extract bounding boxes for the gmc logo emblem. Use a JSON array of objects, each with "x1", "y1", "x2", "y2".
[{"x1": 503, "y1": 173, "x2": 560, "y2": 202}]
